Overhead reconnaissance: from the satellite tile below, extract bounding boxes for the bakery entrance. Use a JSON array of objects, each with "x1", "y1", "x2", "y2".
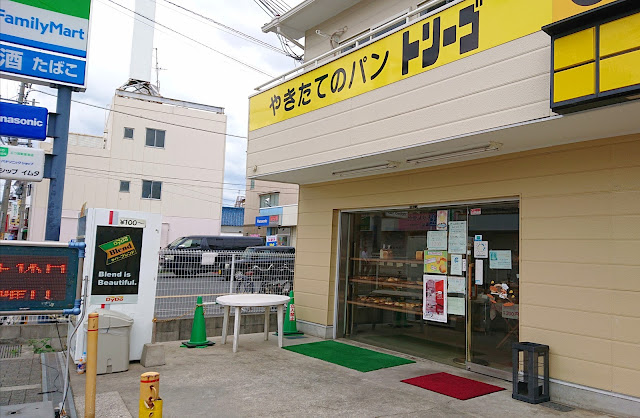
[{"x1": 336, "y1": 201, "x2": 519, "y2": 377}]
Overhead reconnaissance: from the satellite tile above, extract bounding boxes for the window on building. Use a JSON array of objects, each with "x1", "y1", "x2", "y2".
[
  {"x1": 124, "y1": 127, "x2": 134, "y2": 139},
  {"x1": 142, "y1": 180, "x2": 162, "y2": 199},
  {"x1": 259, "y1": 192, "x2": 279, "y2": 208},
  {"x1": 418, "y1": 0, "x2": 454, "y2": 16},
  {"x1": 250, "y1": 179, "x2": 255, "y2": 190},
  {"x1": 145, "y1": 128, "x2": 165, "y2": 148},
  {"x1": 119, "y1": 180, "x2": 130, "y2": 193}
]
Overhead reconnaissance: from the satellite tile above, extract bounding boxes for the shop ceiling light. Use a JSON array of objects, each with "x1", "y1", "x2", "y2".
[
  {"x1": 406, "y1": 142, "x2": 502, "y2": 165},
  {"x1": 332, "y1": 162, "x2": 398, "y2": 177}
]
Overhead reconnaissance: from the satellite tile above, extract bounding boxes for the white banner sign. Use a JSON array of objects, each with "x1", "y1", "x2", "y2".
[{"x1": 0, "y1": 144, "x2": 44, "y2": 181}]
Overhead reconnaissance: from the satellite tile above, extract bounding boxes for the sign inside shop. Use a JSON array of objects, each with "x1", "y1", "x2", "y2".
[
  {"x1": 0, "y1": 244, "x2": 79, "y2": 312},
  {"x1": 249, "y1": 0, "x2": 552, "y2": 131}
]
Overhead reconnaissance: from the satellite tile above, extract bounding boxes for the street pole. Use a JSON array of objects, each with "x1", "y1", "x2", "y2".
[
  {"x1": 0, "y1": 83, "x2": 27, "y2": 238},
  {"x1": 45, "y1": 86, "x2": 73, "y2": 241},
  {"x1": 16, "y1": 182, "x2": 27, "y2": 240},
  {"x1": 0, "y1": 180, "x2": 11, "y2": 237}
]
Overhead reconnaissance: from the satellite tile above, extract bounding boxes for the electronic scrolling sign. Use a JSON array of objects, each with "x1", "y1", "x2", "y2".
[{"x1": 0, "y1": 244, "x2": 79, "y2": 312}]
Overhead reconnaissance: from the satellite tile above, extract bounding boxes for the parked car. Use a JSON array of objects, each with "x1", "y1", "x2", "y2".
[
  {"x1": 160, "y1": 236, "x2": 265, "y2": 274},
  {"x1": 230, "y1": 246, "x2": 295, "y2": 294}
]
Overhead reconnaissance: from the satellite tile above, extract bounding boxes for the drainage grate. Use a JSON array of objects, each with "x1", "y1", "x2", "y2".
[
  {"x1": 542, "y1": 401, "x2": 575, "y2": 412},
  {"x1": 0, "y1": 344, "x2": 22, "y2": 358}
]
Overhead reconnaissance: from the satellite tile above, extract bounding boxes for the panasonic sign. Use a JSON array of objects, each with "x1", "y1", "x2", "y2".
[{"x1": 0, "y1": 102, "x2": 48, "y2": 140}]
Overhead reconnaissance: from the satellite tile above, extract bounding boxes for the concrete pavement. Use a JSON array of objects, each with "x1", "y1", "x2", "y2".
[{"x1": 70, "y1": 334, "x2": 613, "y2": 417}]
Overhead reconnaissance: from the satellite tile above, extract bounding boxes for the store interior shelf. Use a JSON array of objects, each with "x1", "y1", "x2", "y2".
[
  {"x1": 351, "y1": 258, "x2": 423, "y2": 265},
  {"x1": 347, "y1": 300, "x2": 422, "y2": 315},
  {"x1": 349, "y1": 278, "x2": 423, "y2": 289}
]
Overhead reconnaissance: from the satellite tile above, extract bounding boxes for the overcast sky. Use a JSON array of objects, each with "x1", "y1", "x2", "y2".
[{"x1": 0, "y1": 0, "x2": 303, "y2": 206}]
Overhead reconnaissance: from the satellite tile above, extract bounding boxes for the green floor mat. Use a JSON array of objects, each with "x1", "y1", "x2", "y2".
[
  {"x1": 359, "y1": 334, "x2": 464, "y2": 366},
  {"x1": 283, "y1": 340, "x2": 415, "y2": 372}
]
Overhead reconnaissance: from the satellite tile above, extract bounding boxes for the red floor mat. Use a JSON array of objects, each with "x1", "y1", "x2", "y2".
[{"x1": 401, "y1": 372, "x2": 506, "y2": 400}]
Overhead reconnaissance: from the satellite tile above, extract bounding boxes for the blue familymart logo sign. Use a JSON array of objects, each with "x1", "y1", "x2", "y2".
[
  {"x1": 0, "y1": 0, "x2": 90, "y2": 57},
  {"x1": 0, "y1": 0, "x2": 91, "y2": 89},
  {"x1": 0, "y1": 101, "x2": 48, "y2": 140}
]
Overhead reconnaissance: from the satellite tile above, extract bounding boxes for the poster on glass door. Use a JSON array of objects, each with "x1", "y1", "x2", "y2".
[{"x1": 423, "y1": 274, "x2": 447, "y2": 323}]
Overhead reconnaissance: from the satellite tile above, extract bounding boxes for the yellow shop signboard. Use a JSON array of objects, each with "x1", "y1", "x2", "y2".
[
  {"x1": 552, "y1": 0, "x2": 619, "y2": 22},
  {"x1": 249, "y1": 0, "x2": 552, "y2": 131}
]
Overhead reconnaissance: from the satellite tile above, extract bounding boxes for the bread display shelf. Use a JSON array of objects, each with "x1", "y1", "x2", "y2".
[
  {"x1": 351, "y1": 258, "x2": 423, "y2": 265},
  {"x1": 347, "y1": 300, "x2": 423, "y2": 315},
  {"x1": 350, "y1": 278, "x2": 423, "y2": 290}
]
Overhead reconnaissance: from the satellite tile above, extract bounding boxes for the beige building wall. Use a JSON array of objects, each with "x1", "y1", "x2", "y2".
[
  {"x1": 30, "y1": 92, "x2": 226, "y2": 245},
  {"x1": 243, "y1": 179, "x2": 299, "y2": 227},
  {"x1": 248, "y1": 31, "x2": 551, "y2": 177},
  {"x1": 293, "y1": 134, "x2": 640, "y2": 398}
]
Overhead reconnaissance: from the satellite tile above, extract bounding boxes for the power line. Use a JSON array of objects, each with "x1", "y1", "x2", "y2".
[
  {"x1": 157, "y1": 0, "x2": 289, "y2": 57},
  {"x1": 104, "y1": 0, "x2": 274, "y2": 78},
  {"x1": 62, "y1": 170, "x2": 224, "y2": 204},
  {"x1": 30, "y1": 88, "x2": 248, "y2": 139},
  {"x1": 65, "y1": 165, "x2": 300, "y2": 194}
]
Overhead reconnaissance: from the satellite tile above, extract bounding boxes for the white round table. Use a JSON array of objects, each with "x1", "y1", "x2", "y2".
[{"x1": 216, "y1": 294, "x2": 290, "y2": 352}]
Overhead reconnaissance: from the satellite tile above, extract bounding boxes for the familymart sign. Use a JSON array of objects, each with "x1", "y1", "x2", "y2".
[{"x1": 0, "y1": 0, "x2": 90, "y2": 57}]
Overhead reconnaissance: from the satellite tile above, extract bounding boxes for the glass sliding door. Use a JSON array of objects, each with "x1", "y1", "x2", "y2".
[{"x1": 466, "y1": 201, "x2": 520, "y2": 378}]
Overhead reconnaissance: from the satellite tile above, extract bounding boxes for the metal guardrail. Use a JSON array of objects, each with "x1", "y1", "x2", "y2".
[
  {"x1": 0, "y1": 315, "x2": 67, "y2": 325},
  {"x1": 155, "y1": 249, "x2": 295, "y2": 320}
]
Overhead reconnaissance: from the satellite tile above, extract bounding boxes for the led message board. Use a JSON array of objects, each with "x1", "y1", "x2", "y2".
[{"x1": 0, "y1": 245, "x2": 78, "y2": 312}]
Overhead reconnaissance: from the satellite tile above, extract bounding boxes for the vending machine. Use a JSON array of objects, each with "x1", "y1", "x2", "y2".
[{"x1": 71, "y1": 208, "x2": 161, "y2": 362}]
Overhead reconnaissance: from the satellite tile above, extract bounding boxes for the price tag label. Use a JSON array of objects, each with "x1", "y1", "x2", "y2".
[{"x1": 118, "y1": 218, "x2": 146, "y2": 228}]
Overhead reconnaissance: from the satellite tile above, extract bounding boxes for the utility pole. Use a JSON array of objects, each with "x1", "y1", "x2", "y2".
[
  {"x1": 0, "y1": 83, "x2": 26, "y2": 238},
  {"x1": 16, "y1": 97, "x2": 35, "y2": 240}
]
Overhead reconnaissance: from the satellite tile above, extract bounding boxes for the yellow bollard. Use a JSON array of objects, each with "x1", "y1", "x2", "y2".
[
  {"x1": 139, "y1": 372, "x2": 163, "y2": 417},
  {"x1": 85, "y1": 313, "x2": 99, "y2": 418}
]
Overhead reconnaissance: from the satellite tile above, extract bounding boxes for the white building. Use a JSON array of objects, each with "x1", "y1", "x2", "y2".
[{"x1": 30, "y1": 89, "x2": 227, "y2": 246}]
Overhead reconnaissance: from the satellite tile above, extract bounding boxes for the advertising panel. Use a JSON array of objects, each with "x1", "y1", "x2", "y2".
[
  {"x1": 249, "y1": 0, "x2": 552, "y2": 131},
  {"x1": 423, "y1": 274, "x2": 447, "y2": 323},
  {"x1": 0, "y1": 102, "x2": 47, "y2": 140},
  {"x1": 552, "y1": 0, "x2": 618, "y2": 22},
  {"x1": 0, "y1": 244, "x2": 79, "y2": 312},
  {"x1": 91, "y1": 226, "x2": 143, "y2": 304},
  {"x1": 0, "y1": 0, "x2": 91, "y2": 89},
  {"x1": 0, "y1": 144, "x2": 45, "y2": 182},
  {"x1": 424, "y1": 250, "x2": 447, "y2": 275}
]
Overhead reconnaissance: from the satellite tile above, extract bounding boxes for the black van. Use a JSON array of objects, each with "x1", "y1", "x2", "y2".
[
  {"x1": 161, "y1": 235, "x2": 265, "y2": 274},
  {"x1": 166, "y1": 236, "x2": 264, "y2": 251}
]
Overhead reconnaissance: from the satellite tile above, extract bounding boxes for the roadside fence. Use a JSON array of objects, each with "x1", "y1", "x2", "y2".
[
  {"x1": 154, "y1": 249, "x2": 295, "y2": 320},
  {"x1": 1, "y1": 315, "x2": 67, "y2": 325}
]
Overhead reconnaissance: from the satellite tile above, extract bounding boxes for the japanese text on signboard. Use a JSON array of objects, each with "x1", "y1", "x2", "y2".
[{"x1": 249, "y1": 0, "x2": 551, "y2": 131}]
